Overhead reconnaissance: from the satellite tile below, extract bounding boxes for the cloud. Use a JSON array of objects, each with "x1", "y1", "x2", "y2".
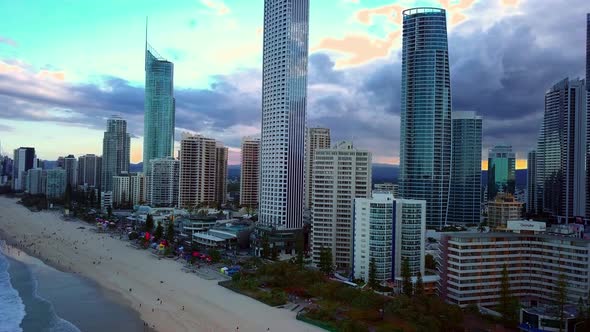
[
  {"x1": 0, "y1": 36, "x2": 17, "y2": 47},
  {"x1": 312, "y1": 31, "x2": 400, "y2": 67},
  {"x1": 0, "y1": 123, "x2": 13, "y2": 132},
  {"x1": 200, "y1": 0, "x2": 230, "y2": 15}
]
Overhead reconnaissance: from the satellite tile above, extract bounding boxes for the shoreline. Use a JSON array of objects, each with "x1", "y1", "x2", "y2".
[{"x1": 0, "y1": 196, "x2": 323, "y2": 332}]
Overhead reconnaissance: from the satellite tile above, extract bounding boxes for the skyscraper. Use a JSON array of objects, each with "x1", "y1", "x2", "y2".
[
  {"x1": 144, "y1": 35, "x2": 175, "y2": 174},
  {"x1": 311, "y1": 142, "x2": 371, "y2": 270},
  {"x1": 399, "y1": 8, "x2": 452, "y2": 229},
  {"x1": 526, "y1": 150, "x2": 538, "y2": 214},
  {"x1": 586, "y1": 14, "x2": 590, "y2": 219},
  {"x1": 259, "y1": 0, "x2": 309, "y2": 230},
  {"x1": 77, "y1": 154, "x2": 102, "y2": 189},
  {"x1": 12, "y1": 147, "x2": 35, "y2": 191},
  {"x1": 215, "y1": 144, "x2": 228, "y2": 206},
  {"x1": 101, "y1": 116, "x2": 130, "y2": 192},
  {"x1": 448, "y1": 112, "x2": 482, "y2": 225},
  {"x1": 541, "y1": 78, "x2": 586, "y2": 221},
  {"x1": 304, "y1": 127, "x2": 331, "y2": 210},
  {"x1": 178, "y1": 134, "x2": 217, "y2": 208},
  {"x1": 46, "y1": 168, "x2": 67, "y2": 199},
  {"x1": 63, "y1": 154, "x2": 78, "y2": 187},
  {"x1": 240, "y1": 137, "x2": 260, "y2": 208},
  {"x1": 487, "y1": 145, "x2": 516, "y2": 200}
]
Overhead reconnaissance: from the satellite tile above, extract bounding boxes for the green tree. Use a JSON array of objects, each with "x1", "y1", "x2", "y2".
[
  {"x1": 318, "y1": 247, "x2": 333, "y2": 275},
  {"x1": 154, "y1": 221, "x2": 164, "y2": 241},
  {"x1": 368, "y1": 257, "x2": 378, "y2": 289},
  {"x1": 401, "y1": 258, "x2": 413, "y2": 297},
  {"x1": 209, "y1": 248, "x2": 221, "y2": 263},
  {"x1": 260, "y1": 234, "x2": 270, "y2": 259},
  {"x1": 165, "y1": 221, "x2": 175, "y2": 243},
  {"x1": 271, "y1": 246, "x2": 279, "y2": 260},
  {"x1": 425, "y1": 254, "x2": 437, "y2": 270},
  {"x1": 414, "y1": 272, "x2": 424, "y2": 297},
  {"x1": 499, "y1": 265, "x2": 520, "y2": 325},
  {"x1": 145, "y1": 214, "x2": 154, "y2": 233},
  {"x1": 107, "y1": 205, "x2": 112, "y2": 218},
  {"x1": 556, "y1": 273, "x2": 568, "y2": 332},
  {"x1": 89, "y1": 189, "x2": 96, "y2": 207}
]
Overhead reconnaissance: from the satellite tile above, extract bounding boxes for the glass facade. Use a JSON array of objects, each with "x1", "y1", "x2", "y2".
[
  {"x1": 143, "y1": 44, "x2": 175, "y2": 173},
  {"x1": 487, "y1": 145, "x2": 515, "y2": 201},
  {"x1": 448, "y1": 112, "x2": 482, "y2": 225},
  {"x1": 399, "y1": 7, "x2": 452, "y2": 229},
  {"x1": 259, "y1": 0, "x2": 309, "y2": 229}
]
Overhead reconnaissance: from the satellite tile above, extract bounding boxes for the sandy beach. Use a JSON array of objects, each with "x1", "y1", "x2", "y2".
[{"x1": 0, "y1": 196, "x2": 322, "y2": 332}]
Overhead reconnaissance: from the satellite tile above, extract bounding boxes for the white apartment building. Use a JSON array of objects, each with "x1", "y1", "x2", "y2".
[
  {"x1": 178, "y1": 134, "x2": 217, "y2": 208},
  {"x1": 311, "y1": 141, "x2": 371, "y2": 270},
  {"x1": 100, "y1": 191, "x2": 113, "y2": 212},
  {"x1": 305, "y1": 128, "x2": 331, "y2": 209},
  {"x1": 240, "y1": 137, "x2": 260, "y2": 208},
  {"x1": 26, "y1": 168, "x2": 45, "y2": 195},
  {"x1": 353, "y1": 193, "x2": 426, "y2": 283},
  {"x1": 112, "y1": 175, "x2": 130, "y2": 206},
  {"x1": 438, "y1": 221, "x2": 590, "y2": 308},
  {"x1": 148, "y1": 157, "x2": 179, "y2": 208},
  {"x1": 129, "y1": 173, "x2": 146, "y2": 206}
]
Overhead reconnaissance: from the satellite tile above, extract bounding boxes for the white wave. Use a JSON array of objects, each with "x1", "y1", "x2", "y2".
[{"x1": 0, "y1": 252, "x2": 25, "y2": 332}]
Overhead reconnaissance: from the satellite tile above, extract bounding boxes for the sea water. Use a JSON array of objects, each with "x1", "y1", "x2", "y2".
[{"x1": 0, "y1": 251, "x2": 26, "y2": 332}]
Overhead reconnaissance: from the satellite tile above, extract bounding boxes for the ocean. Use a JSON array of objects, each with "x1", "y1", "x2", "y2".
[{"x1": 0, "y1": 243, "x2": 148, "y2": 332}]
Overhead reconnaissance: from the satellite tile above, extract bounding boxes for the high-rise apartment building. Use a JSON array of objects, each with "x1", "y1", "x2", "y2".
[
  {"x1": 240, "y1": 137, "x2": 260, "y2": 208},
  {"x1": 113, "y1": 174, "x2": 131, "y2": 207},
  {"x1": 77, "y1": 154, "x2": 101, "y2": 189},
  {"x1": 353, "y1": 193, "x2": 426, "y2": 283},
  {"x1": 63, "y1": 154, "x2": 78, "y2": 187},
  {"x1": 586, "y1": 14, "x2": 590, "y2": 220},
  {"x1": 46, "y1": 168, "x2": 67, "y2": 199},
  {"x1": 305, "y1": 127, "x2": 331, "y2": 209},
  {"x1": 178, "y1": 134, "x2": 217, "y2": 208},
  {"x1": 215, "y1": 144, "x2": 228, "y2": 206},
  {"x1": 448, "y1": 112, "x2": 482, "y2": 225},
  {"x1": 311, "y1": 142, "x2": 371, "y2": 270},
  {"x1": 144, "y1": 40, "x2": 175, "y2": 174},
  {"x1": 526, "y1": 150, "x2": 538, "y2": 214},
  {"x1": 12, "y1": 147, "x2": 35, "y2": 191},
  {"x1": 539, "y1": 78, "x2": 587, "y2": 222},
  {"x1": 259, "y1": 0, "x2": 309, "y2": 230},
  {"x1": 148, "y1": 157, "x2": 179, "y2": 208},
  {"x1": 399, "y1": 8, "x2": 452, "y2": 229},
  {"x1": 26, "y1": 168, "x2": 45, "y2": 195},
  {"x1": 487, "y1": 193, "x2": 523, "y2": 229},
  {"x1": 101, "y1": 116, "x2": 130, "y2": 192},
  {"x1": 487, "y1": 145, "x2": 516, "y2": 200},
  {"x1": 129, "y1": 173, "x2": 146, "y2": 206}
]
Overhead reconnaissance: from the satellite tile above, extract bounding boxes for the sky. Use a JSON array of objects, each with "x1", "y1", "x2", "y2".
[{"x1": 0, "y1": 0, "x2": 588, "y2": 169}]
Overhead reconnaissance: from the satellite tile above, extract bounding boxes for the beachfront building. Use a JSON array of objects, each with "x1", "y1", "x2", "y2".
[
  {"x1": 143, "y1": 39, "x2": 175, "y2": 174},
  {"x1": 0, "y1": 155, "x2": 12, "y2": 186},
  {"x1": 26, "y1": 168, "x2": 45, "y2": 195},
  {"x1": 239, "y1": 137, "x2": 260, "y2": 208},
  {"x1": 448, "y1": 111, "x2": 482, "y2": 225},
  {"x1": 215, "y1": 144, "x2": 228, "y2": 206},
  {"x1": 77, "y1": 154, "x2": 101, "y2": 189},
  {"x1": 487, "y1": 145, "x2": 516, "y2": 200},
  {"x1": 437, "y1": 220, "x2": 590, "y2": 308},
  {"x1": 399, "y1": 8, "x2": 452, "y2": 230},
  {"x1": 129, "y1": 173, "x2": 146, "y2": 206},
  {"x1": 353, "y1": 193, "x2": 426, "y2": 283},
  {"x1": 148, "y1": 157, "x2": 179, "y2": 208},
  {"x1": 63, "y1": 154, "x2": 78, "y2": 187},
  {"x1": 45, "y1": 168, "x2": 67, "y2": 199},
  {"x1": 12, "y1": 147, "x2": 36, "y2": 191},
  {"x1": 101, "y1": 191, "x2": 113, "y2": 212},
  {"x1": 178, "y1": 134, "x2": 217, "y2": 208},
  {"x1": 305, "y1": 127, "x2": 331, "y2": 209},
  {"x1": 487, "y1": 193, "x2": 523, "y2": 229},
  {"x1": 113, "y1": 174, "x2": 131, "y2": 207},
  {"x1": 101, "y1": 116, "x2": 130, "y2": 192},
  {"x1": 192, "y1": 219, "x2": 254, "y2": 250},
  {"x1": 259, "y1": 0, "x2": 309, "y2": 230},
  {"x1": 311, "y1": 141, "x2": 371, "y2": 271}
]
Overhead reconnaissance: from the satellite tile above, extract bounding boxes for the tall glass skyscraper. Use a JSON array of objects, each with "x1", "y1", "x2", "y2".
[
  {"x1": 448, "y1": 112, "x2": 482, "y2": 225},
  {"x1": 101, "y1": 116, "x2": 130, "y2": 192},
  {"x1": 586, "y1": 14, "x2": 590, "y2": 220},
  {"x1": 487, "y1": 145, "x2": 516, "y2": 201},
  {"x1": 399, "y1": 8, "x2": 452, "y2": 229},
  {"x1": 259, "y1": 0, "x2": 309, "y2": 230},
  {"x1": 143, "y1": 39, "x2": 175, "y2": 174}
]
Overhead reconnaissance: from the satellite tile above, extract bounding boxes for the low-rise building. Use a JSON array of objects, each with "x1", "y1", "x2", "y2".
[
  {"x1": 438, "y1": 221, "x2": 590, "y2": 308},
  {"x1": 192, "y1": 220, "x2": 254, "y2": 250},
  {"x1": 100, "y1": 191, "x2": 113, "y2": 212},
  {"x1": 487, "y1": 193, "x2": 523, "y2": 229}
]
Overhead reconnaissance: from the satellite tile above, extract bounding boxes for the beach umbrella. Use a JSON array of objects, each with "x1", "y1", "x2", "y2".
[{"x1": 192, "y1": 252, "x2": 199, "y2": 257}]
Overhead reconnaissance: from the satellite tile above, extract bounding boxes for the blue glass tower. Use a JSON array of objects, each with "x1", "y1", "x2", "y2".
[
  {"x1": 143, "y1": 34, "x2": 175, "y2": 174},
  {"x1": 399, "y1": 8, "x2": 452, "y2": 229},
  {"x1": 259, "y1": 0, "x2": 309, "y2": 230}
]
